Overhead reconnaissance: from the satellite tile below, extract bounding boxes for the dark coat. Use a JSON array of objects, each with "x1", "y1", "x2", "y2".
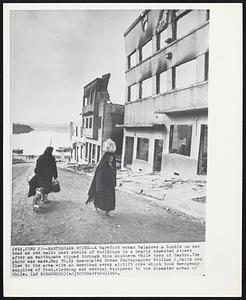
[
  {"x1": 34, "y1": 147, "x2": 58, "y2": 194},
  {"x1": 87, "y1": 152, "x2": 116, "y2": 211},
  {"x1": 28, "y1": 174, "x2": 38, "y2": 197}
]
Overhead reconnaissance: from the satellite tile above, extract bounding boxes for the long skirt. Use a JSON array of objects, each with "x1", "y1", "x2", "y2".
[
  {"x1": 94, "y1": 188, "x2": 115, "y2": 211},
  {"x1": 37, "y1": 175, "x2": 53, "y2": 194}
]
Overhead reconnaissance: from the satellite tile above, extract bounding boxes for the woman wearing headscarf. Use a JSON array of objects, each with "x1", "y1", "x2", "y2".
[
  {"x1": 86, "y1": 139, "x2": 117, "y2": 217},
  {"x1": 34, "y1": 146, "x2": 58, "y2": 202}
]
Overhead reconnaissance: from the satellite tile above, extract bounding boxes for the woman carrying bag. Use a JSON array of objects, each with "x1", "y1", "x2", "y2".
[{"x1": 86, "y1": 139, "x2": 117, "y2": 217}]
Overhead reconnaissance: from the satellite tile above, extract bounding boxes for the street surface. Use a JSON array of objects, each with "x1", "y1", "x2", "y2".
[{"x1": 11, "y1": 163, "x2": 205, "y2": 245}]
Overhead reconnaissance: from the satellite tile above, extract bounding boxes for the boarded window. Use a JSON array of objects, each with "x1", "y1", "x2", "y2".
[
  {"x1": 136, "y1": 138, "x2": 149, "y2": 161},
  {"x1": 140, "y1": 39, "x2": 152, "y2": 61},
  {"x1": 128, "y1": 84, "x2": 137, "y2": 102},
  {"x1": 140, "y1": 77, "x2": 152, "y2": 98},
  {"x1": 169, "y1": 125, "x2": 192, "y2": 156},
  {"x1": 128, "y1": 51, "x2": 137, "y2": 69},
  {"x1": 175, "y1": 59, "x2": 197, "y2": 89}
]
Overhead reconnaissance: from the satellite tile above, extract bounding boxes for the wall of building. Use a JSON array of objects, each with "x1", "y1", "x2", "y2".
[{"x1": 122, "y1": 9, "x2": 209, "y2": 176}]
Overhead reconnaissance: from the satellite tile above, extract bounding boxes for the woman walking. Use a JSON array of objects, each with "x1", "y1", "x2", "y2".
[
  {"x1": 34, "y1": 146, "x2": 58, "y2": 202},
  {"x1": 86, "y1": 139, "x2": 117, "y2": 217}
]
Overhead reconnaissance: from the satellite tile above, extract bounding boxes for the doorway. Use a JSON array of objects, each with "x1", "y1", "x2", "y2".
[
  {"x1": 153, "y1": 139, "x2": 163, "y2": 172},
  {"x1": 197, "y1": 124, "x2": 208, "y2": 175},
  {"x1": 124, "y1": 136, "x2": 134, "y2": 166}
]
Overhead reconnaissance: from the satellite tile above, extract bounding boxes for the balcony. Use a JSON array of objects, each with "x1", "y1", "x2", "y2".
[{"x1": 124, "y1": 82, "x2": 208, "y2": 127}]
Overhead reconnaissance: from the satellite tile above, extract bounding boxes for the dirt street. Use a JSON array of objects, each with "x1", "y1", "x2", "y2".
[{"x1": 11, "y1": 163, "x2": 205, "y2": 245}]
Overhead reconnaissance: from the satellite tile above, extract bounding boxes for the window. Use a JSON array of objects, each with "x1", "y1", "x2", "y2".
[
  {"x1": 75, "y1": 126, "x2": 78, "y2": 137},
  {"x1": 85, "y1": 142, "x2": 88, "y2": 158},
  {"x1": 204, "y1": 52, "x2": 209, "y2": 81},
  {"x1": 140, "y1": 39, "x2": 152, "y2": 61},
  {"x1": 156, "y1": 71, "x2": 168, "y2": 94},
  {"x1": 136, "y1": 138, "x2": 149, "y2": 161},
  {"x1": 80, "y1": 126, "x2": 83, "y2": 137},
  {"x1": 176, "y1": 11, "x2": 197, "y2": 38},
  {"x1": 86, "y1": 118, "x2": 89, "y2": 128},
  {"x1": 169, "y1": 125, "x2": 192, "y2": 156},
  {"x1": 140, "y1": 77, "x2": 152, "y2": 99},
  {"x1": 98, "y1": 116, "x2": 102, "y2": 129},
  {"x1": 89, "y1": 117, "x2": 93, "y2": 128},
  {"x1": 157, "y1": 29, "x2": 168, "y2": 50},
  {"x1": 128, "y1": 51, "x2": 137, "y2": 69},
  {"x1": 82, "y1": 119, "x2": 85, "y2": 128},
  {"x1": 92, "y1": 144, "x2": 96, "y2": 159},
  {"x1": 128, "y1": 84, "x2": 137, "y2": 102},
  {"x1": 80, "y1": 145, "x2": 83, "y2": 159},
  {"x1": 175, "y1": 58, "x2": 197, "y2": 89}
]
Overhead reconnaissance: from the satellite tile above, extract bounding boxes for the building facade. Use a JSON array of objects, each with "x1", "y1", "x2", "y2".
[
  {"x1": 70, "y1": 121, "x2": 84, "y2": 163},
  {"x1": 70, "y1": 73, "x2": 124, "y2": 165},
  {"x1": 121, "y1": 9, "x2": 209, "y2": 176}
]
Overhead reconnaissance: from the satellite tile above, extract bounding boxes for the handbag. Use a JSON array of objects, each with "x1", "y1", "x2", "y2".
[{"x1": 52, "y1": 179, "x2": 61, "y2": 193}]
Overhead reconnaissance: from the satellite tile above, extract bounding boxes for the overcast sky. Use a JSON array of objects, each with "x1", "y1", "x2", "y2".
[{"x1": 11, "y1": 10, "x2": 141, "y2": 124}]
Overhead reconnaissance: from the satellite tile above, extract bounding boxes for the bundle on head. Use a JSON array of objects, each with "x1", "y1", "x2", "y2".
[{"x1": 103, "y1": 139, "x2": 116, "y2": 153}]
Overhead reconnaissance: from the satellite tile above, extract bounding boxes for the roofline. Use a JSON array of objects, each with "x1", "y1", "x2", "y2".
[
  {"x1": 83, "y1": 77, "x2": 100, "y2": 89},
  {"x1": 123, "y1": 10, "x2": 150, "y2": 37}
]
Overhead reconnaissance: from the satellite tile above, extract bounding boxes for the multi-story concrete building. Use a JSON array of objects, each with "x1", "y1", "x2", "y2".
[
  {"x1": 70, "y1": 121, "x2": 84, "y2": 163},
  {"x1": 121, "y1": 9, "x2": 209, "y2": 176},
  {"x1": 70, "y1": 73, "x2": 124, "y2": 165}
]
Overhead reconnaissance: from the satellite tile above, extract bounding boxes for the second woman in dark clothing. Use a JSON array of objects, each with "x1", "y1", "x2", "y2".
[
  {"x1": 34, "y1": 146, "x2": 58, "y2": 202},
  {"x1": 86, "y1": 139, "x2": 116, "y2": 217}
]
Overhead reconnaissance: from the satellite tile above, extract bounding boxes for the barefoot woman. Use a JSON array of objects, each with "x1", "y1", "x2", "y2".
[{"x1": 86, "y1": 139, "x2": 116, "y2": 216}]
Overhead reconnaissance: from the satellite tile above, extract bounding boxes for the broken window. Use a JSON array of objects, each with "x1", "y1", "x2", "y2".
[
  {"x1": 92, "y1": 144, "x2": 96, "y2": 159},
  {"x1": 176, "y1": 11, "x2": 197, "y2": 38},
  {"x1": 169, "y1": 125, "x2": 192, "y2": 156},
  {"x1": 175, "y1": 58, "x2": 197, "y2": 89},
  {"x1": 136, "y1": 138, "x2": 149, "y2": 162},
  {"x1": 89, "y1": 117, "x2": 93, "y2": 128},
  {"x1": 156, "y1": 70, "x2": 168, "y2": 94},
  {"x1": 140, "y1": 77, "x2": 152, "y2": 99},
  {"x1": 98, "y1": 116, "x2": 102, "y2": 129},
  {"x1": 85, "y1": 142, "x2": 88, "y2": 158},
  {"x1": 128, "y1": 51, "x2": 137, "y2": 69},
  {"x1": 157, "y1": 28, "x2": 168, "y2": 51},
  {"x1": 204, "y1": 52, "x2": 209, "y2": 81},
  {"x1": 140, "y1": 39, "x2": 152, "y2": 61},
  {"x1": 128, "y1": 84, "x2": 137, "y2": 102}
]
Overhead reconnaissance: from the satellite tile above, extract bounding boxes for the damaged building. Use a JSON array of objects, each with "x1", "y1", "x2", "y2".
[
  {"x1": 121, "y1": 9, "x2": 209, "y2": 176},
  {"x1": 70, "y1": 73, "x2": 124, "y2": 164}
]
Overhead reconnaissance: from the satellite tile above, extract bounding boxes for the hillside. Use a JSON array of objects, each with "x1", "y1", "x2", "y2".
[{"x1": 13, "y1": 123, "x2": 34, "y2": 134}]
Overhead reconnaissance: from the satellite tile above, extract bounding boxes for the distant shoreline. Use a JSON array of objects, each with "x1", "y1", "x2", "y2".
[{"x1": 13, "y1": 123, "x2": 34, "y2": 134}]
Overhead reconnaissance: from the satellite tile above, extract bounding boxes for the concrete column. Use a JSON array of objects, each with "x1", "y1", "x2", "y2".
[
  {"x1": 133, "y1": 135, "x2": 138, "y2": 161},
  {"x1": 148, "y1": 137, "x2": 155, "y2": 169}
]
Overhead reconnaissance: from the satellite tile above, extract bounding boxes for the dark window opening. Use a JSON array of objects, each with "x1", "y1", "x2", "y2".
[
  {"x1": 197, "y1": 124, "x2": 208, "y2": 175},
  {"x1": 136, "y1": 138, "x2": 149, "y2": 162},
  {"x1": 169, "y1": 125, "x2": 192, "y2": 156},
  {"x1": 153, "y1": 139, "x2": 163, "y2": 172},
  {"x1": 204, "y1": 52, "x2": 209, "y2": 81},
  {"x1": 89, "y1": 117, "x2": 93, "y2": 128},
  {"x1": 97, "y1": 145, "x2": 100, "y2": 163},
  {"x1": 98, "y1": 116, "x2": 102, "y2": 129}
]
